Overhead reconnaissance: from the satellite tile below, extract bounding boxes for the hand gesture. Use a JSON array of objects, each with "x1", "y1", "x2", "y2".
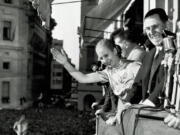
[
  {"x1": 13, "y1": 115, "x2": 28, "y2": 135},
  {"x1": 164, "y1": 113, "x2": 180, "y2": 129},
  {"x1": 51, "y1": 48, "x2": 68, "y2": 65}
]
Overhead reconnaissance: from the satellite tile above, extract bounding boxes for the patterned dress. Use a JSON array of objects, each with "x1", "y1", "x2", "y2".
[{"x1": 98, "y1": 60, "x2": 141, "y2": 99}]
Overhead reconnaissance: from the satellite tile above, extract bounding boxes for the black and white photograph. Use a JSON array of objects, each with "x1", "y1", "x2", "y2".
[{"x1": 0, "y1": 0, "x2": 180, "y2": 135}]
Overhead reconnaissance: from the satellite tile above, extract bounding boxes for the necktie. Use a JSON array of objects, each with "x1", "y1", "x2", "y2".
[
  {"x1": 147, "y1": 49, "x2": 162, "y2": 93},
  {"x1": 154, "y1": 46, "x2": 162, "y2": 58}
]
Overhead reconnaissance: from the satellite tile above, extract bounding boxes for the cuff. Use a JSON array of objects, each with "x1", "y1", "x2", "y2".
[{"x1": 141, "y1": 99, "x2": 155, "y2": 107}]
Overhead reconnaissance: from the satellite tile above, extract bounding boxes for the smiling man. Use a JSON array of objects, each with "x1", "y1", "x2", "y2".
[
  {"x1": 144, "y1": 9, "x2": 168, "y2": 46},
  {"x1": 126, "y1": 8, "x2": 180, "y2": 130}
]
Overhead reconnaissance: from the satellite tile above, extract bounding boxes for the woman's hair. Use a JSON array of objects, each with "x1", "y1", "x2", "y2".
[
  {"x1": 96, "y1": 39, "x2": 122, "y2": 57},
  {"x1": 96, "y1": 39, "x2": 115, "y2": 51},
  {"x1": 110, "y1": 27, "x2": 141, "y2": 44}
]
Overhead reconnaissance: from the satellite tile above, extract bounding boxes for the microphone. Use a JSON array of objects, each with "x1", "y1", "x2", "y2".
[
  {"x1": 174, "y1": 21, "x2": 180, "y2": 110},
  {"x1": 163, "y1": 36, "x2": 176, "y2": 53},
  {"x1": 162, "y1": 36, "x2": 175, "y2": 68},
  {"x1": 175, "y1": 24, "x2": 180, "y2": 64},
  {"x1": 162, "y1": 36, "x2": 175, "y2": 108},
  {"x1": 177, "y1": 21, "x2": 180, "y2": 48}
]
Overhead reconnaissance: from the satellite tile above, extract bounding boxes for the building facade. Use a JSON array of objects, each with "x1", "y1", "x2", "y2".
[{"x1": 0, "y1": 0, "x2": 51, "y2": 109}]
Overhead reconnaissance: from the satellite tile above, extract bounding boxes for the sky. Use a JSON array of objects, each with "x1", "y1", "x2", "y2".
[{"x1": 51, "y1": 0, "x2": 80, "y2": 68}]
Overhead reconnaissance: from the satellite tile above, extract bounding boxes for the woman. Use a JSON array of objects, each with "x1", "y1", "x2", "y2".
[{"x1": 51, "y1": 39, "x2": 141, "y2": 125}]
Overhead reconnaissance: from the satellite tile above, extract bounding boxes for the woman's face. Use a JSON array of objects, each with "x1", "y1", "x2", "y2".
[{"x1": 96, "y1": 45, "x2": 118, "y2": 67}]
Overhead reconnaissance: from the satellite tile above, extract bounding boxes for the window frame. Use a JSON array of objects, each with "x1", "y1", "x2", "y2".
[
  {"x1": 3, "y1": 21, "x2": 12, "y2": 41},
  {"x1": 4, "y1": 0, "x2": 12, "y2": 4},
  {"x1": 2, "y1": 61, "x2": 10, "y2": 71},
  {"x1": 1, "y1": 81, "x2": 10, "y2": 104}
]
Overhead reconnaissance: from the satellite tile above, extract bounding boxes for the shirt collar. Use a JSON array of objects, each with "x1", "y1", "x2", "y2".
[{"x1": 156, "y1": 46, "x2": 163, "y2": 51}]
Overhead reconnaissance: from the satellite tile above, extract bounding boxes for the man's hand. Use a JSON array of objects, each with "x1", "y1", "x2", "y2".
[
  {"x1": 105, "y1": 116, "x2": 116, "y2": 125},
  {"x1": 141, "y1": 99, "x2": 155, "y2": 107},
  {"x1": 95, "y1": 109, "x2": 103, "y2": 116},
  {"x1": 164, "y1": 113, "x2": 180, "y2": 129},
  {"x1": 91, "y1": 102, "x2": 99, "y2": 110}
]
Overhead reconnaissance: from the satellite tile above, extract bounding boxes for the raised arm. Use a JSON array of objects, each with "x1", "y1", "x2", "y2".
[{"x1": 51, "y1": 48, "x2": 106, "y2": 83}]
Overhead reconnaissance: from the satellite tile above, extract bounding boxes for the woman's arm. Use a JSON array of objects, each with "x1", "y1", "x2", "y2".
[
  {"x1": 51, "y1": 48, "x2": 105, "y2": 83},
  {"x1": 116, "y1": 98, "x2": 131, "y2": 124}
]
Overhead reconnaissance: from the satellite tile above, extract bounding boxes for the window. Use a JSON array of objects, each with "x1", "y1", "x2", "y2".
[
  {"x1": 87, "y1": 46, "x2": 95, "y2": 71},
  {"x1": 4, "y1": 0, "x2": 12, "y2": 4},
  {"x1": 56, "y1": 80, "x2": 62, "y2": 84},
  {"x1": 1, "y1": 81, "x2": 10, "y2": 103},
  {"x1": 3, "y1": 62, "x2": 10, "y2": 70},
  {"x1": 53, "y1": 79, "x2": 62, "y2": 84},
  {"x1": 53, "y1": 64, "x2": 62, "y2": 69},
  {"x1": 53, "y1": 72, "x2": 62, "y2": 77},
  {"x1": 88, "y1": 0, "x2": 97, "y2": 5},
  {"x1": 98, "y1": 0, "x2": 104, "y2": 4},
  {"x1": 56, "y1": 72, "x2": 62, "y2": 77},
  {"x1": 3, "y1": 21, "x2": 12, "y2": 40}
]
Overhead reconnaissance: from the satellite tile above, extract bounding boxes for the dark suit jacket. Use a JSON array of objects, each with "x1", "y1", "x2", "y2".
[
  {"x1": 126, "y1": 30, "x2": 176, "y2": 106},
  {"x1": 126, "y1": 47, "x2": 168, "y2": 106}
]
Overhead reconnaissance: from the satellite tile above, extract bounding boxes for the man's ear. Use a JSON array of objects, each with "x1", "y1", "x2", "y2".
[
  {"x1": 163, "y1": 20, "x2": 169, "y2": 30},
  {"x1": 113, "y1": 48, "x2": 118, "y2": 55}
]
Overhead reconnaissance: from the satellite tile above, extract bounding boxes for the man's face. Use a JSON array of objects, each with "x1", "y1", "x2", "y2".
[
  {"x1": 114, "y1": 36, "x2": 127, "y2": 57},
  {"x1": 144, "y1": 14, "x2": 166, "y2": 46},
  {"x1": 114, "y1": 36, "x2": 126, "y2": 49},
  {"x1": 96, "y1": 45, "x2": 117, "y2": 67}
]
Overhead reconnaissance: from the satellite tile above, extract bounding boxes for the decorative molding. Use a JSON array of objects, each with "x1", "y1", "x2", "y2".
[{"x1": 0, "y1": 45, "x2": 24, "y2": 51}]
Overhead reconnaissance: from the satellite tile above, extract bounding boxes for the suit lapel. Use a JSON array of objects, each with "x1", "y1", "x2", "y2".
[
  {"x1": 142, "y1": 48, "x2": 156, "y2": 99},
  {"x1": 150, "y1": 50, "x2": 164, "y2": 79},
  {"x1": 147, "y1": 48, "x2": 164, "y2": 95},
  {"x1": 146, "y1": 48, "x2": 156, "y2": 73}
]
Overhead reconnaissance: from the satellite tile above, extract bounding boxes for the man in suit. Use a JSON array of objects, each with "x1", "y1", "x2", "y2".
[
  {"x1": 126, "y1": 8, "x2": 180, "y2": 129},
  {"x1": 126, "y1": 8, "x2": 173, "y2": 106}
]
